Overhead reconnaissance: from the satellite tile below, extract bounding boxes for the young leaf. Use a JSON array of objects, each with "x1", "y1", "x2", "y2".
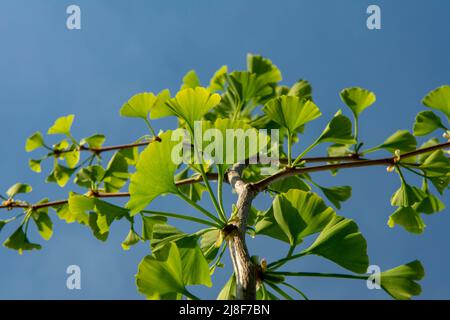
[
  {"x1": 6, "y1": 183, "x2": 32, "y2": 199},
  {"x1": 422, "y1": 85, "x2": 450, "y2": 121},
  {"x1": 28, "y1": 159, "x2": 42, "y2": 173},
  {"x1": 181, "y1": 70, "x2": 201, "y2": 89},
  {"x1": 64, "y1": 149, "x2": 80, "y2": 169},
  {"x1": 217, "y1": 274, "x2": 237, "y2": 300},
  {"x1": 46, "y1": 164, "x2": 76, "y2": 187},
  {"x1": 387, "y1": 206, "x2": 425, "y2": 234},
  {"x1": 121, "y1": 228, "x2": 141, "y2": 250},
  {"x1": 177, "y1": 236, "x2": 212, "y2": 287},
  {"x1": 374, "y1": 130, "x2": 417, "y2": 153},
  {"x1": 3, "y1": 226, "x2": 41, "y2": 254},
  {"x1": 31, "y1": 201, "x2": 53, "y2": 240},
  {"x1": 136, "y1": 241, "x2": 211, "y2": 299},
  {"x1": 127, "y1": 130, "x2": 180, "y2": 214},
  {"x1": 208, "y1": 65, "x2": 228, "y2": 92},
  {"x1": 340, "y1": 87, "x2": 376, "y2": 118},
  {"x1": 257, "y1": 190, "x2": 335, "y2": 246},
  {"x1": 25, "y1": 132, "x2": 45, "y2": 152},
  {"x1": 120, "y1": 92, "x2": 159, "y2": 120},
  {"x1": 103, "y1": 152, "x2": 129, "y2": 193},
  {"x1": 380, "y1": 260, "x2": 424, "y2": 300},
  {"x1": 391, "y1": 182, "x2": 427, "y2": 207},
  {"x1": 316, "y1": 110, "x2": 356, "y2": 145},
  {"x1": 263, "y1": 95, "x2": 321, "y2": 133},
  {"x1": 136, "y1": 243, "x2": 185, "y2": 298},
  {"x1": 164, "y1": 87, "x2": 221, "y2": 129},
  {"x1": 414, "y1": 193, "x2": 445, "y2": 215},
  {"x1": 287, "y1": 79, "x2": 312, "y2": 101},
  {"x1": 419, "y1": 150, "x2": 450, "y2": 177},
  {"x1": 47, "y1": 115, "x2": 74, "y2": 135},
  {"x1": 80, "y1": 134, "x2": 106, "y2": 149},
  {"x1": 303, "y1": 215, "x2": 369, "y2": 273},
  {"x1": 413, "y1": 111, "x2": 447, "y2": 136},
  {"x1": 269, "y1": 175, "x2": 311, "y2": 194},
  {"x1": 320, "y1": 185, "x2": 352, "y2": 210},
  {"x1": 141, "y1": 216, "x2": 168, "y2": 241},
  {"x1": 247, "y1": 54, "x2": 282, "y2": 85}
]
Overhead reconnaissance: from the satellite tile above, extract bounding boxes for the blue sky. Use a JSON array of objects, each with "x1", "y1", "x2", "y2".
[{"x1": 0, "y1": 0, "x2": 449, "y2": 299}]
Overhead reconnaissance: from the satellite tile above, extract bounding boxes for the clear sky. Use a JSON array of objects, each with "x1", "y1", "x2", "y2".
[{"x1": 0, "y1": 0, "x2": 449, "y2": 299}]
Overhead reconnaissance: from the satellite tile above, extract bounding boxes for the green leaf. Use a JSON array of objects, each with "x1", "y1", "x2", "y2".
[
  {"x1": 320, "y1": 186, "x2": 352, "y2": 210},
  {"x1": 380, "y1": 260, "x2": 424, "y2": 300},
  {"x1": 80, "y1": 134, "x2": 106, "y2": 149},
  {"x1": 28, "y1": 159, "x2": 42, "y2": 173},
  {"x1": 208, "y1": 65, "x2": 228, "y2": 92},
  {"x1": 3, "y1": 226, "x2": 41, "y2": 254},
  {"x1": 175, "y1": 168, "x2": 206, "y2": 203},
  {"x1": 121, "y1": 228, "x2": 141, "y2": 250},
  {"x1": 177, "y1": 236, "x2": 212, "y2": 287},
  {"x1": 164, "y1": 87, "x2": 221, "y2": 129},
  {"x1": 136, "y1": 241, "x2": 211, "y2": 299},
  {"x1": 66, "y1": 193, "x2": 93, "y2": 225},
  {"x1": 430, "y1": 174, "x2": 449, "y2": 194},
  {"x1": 55, "y1": 203, "x2": 88, "y2": 225},
  {"x1": 200, "y1": 229, "x2": 221, "y2": 262},
  {"x1": 141, "y1": 215, "x2": 167, "y2": 241},
  {"x1": 286, "y1": 79, "x2": 312, "y2": 101},
  {"x1": 31, "y1": 201, "x2": 53, "y2": 240},
  {"x1": 272, "y1": 195, "x2": 307, "y2": 246},
  {"x1": 263, "y1": 95, "x2": 321, "y2": 133},
  {"x1": 269, "y1": 175, "x2": 311, "y2": 193},
  {"x1": 422, "y1": 85, "x2": 450, "y2": 121},
  {"x1": 257, "y1": 190, "x2": 335, "y2": 246},
  {"x1": 67, "y1": 193, "x2": 128, "y2": 237},
  {"x1": 46, "y1": 164, "x2": 76, "y2": 187},
  {"x1": 136, "y1": 243, "x2": 185, "y2": 298},
  {"x1": 413, "y1": 111, "x2": 447, "y2": 136},
  {"x1": 103, "y1": 152, "x2": 129, "y2": 193},
  {"x1": 181, "y1": 70, "x2": 201, "y2": 89},
  {"x1": 6, "y1": 183, "x2": 32, "y2": 198},
  {"x1": 150, "y1": 224, "x2": 187, "y2": 252},
  {"x1": 419, "y1": 150, "x2": 450, "y2": 177},
  {"x1": 414, "y1": 193, "x2": 445, "y2": 215},
  {"x1": 217, "y1": 274, "x2": 236, "y2": 300},
  {"x1": 387, "y1": 206, "x2": 425, "y2": 234},
  {"x1": 25, "y1": 132, "x2": 45, "y2": 152},
  {"x1": 316, "y1": 111, "x2": 356, "y2": 145},
  {"x1": 247, "y1": 54, "x2": 282, "y2": 85},
  {"x1": 374, "y1": 130, "x2": 417, "y2": 153},
  {"x1": 127, "y1": 130, "x2": 180, "y2": 214},
  {"x1": 47, "y1": 115, "x2": 74, "y2": 135},
  {"x1": 340, "y1": 87, "x2": 376, "y2": 118},
  {"x1": 94, "y1": 198, "x2": 129, "y2": 234},
  {"x1": 0, "y1": 218, "x2": 15, "y2": 233},
  {"x1": 303, "y1": 215, "x2": 369, "y2": 273},
  {"x1": 391, "y1": 182, "x2": 427, "y2": 207},
  {"x1": 64, "y1": 149, "x2": 80, "y2": 168},
  {"x1": 74, "y1": 165, "x2": 105, "y2": 189},
  {"x1": 120, "y1": 93, "x2": 157, "y2": 119}
]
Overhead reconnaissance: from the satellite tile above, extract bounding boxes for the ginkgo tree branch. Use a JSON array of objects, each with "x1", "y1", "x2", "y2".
[
  {"x1": 252, "y1": 141, "x2": 450, "y2": 192},
  {"x1": 1, "y1": 141, "x2": 449, "y2": 212}
]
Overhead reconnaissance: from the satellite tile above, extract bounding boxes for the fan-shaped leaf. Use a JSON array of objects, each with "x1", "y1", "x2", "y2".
[
  {"x1": 340, "y1": 87, "x2": 376, "y2": 118},
  {"x1": 263, "y1": 95, "x2": 321, "y2": 133},
  {"x1": 422, "y1": 85, "x2": 450, "y2": 121},
  {"x1": 127, "y1": 130, "x2": 180, "y2": 214}
]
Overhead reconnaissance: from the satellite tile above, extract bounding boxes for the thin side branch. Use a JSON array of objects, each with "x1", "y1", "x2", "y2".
[
  {"x1": 253, "y1": 141, "x2": 450, "y2": 192},
  {"x1": 2, "y1": 141, "x2": 448, "y2": 211}
]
